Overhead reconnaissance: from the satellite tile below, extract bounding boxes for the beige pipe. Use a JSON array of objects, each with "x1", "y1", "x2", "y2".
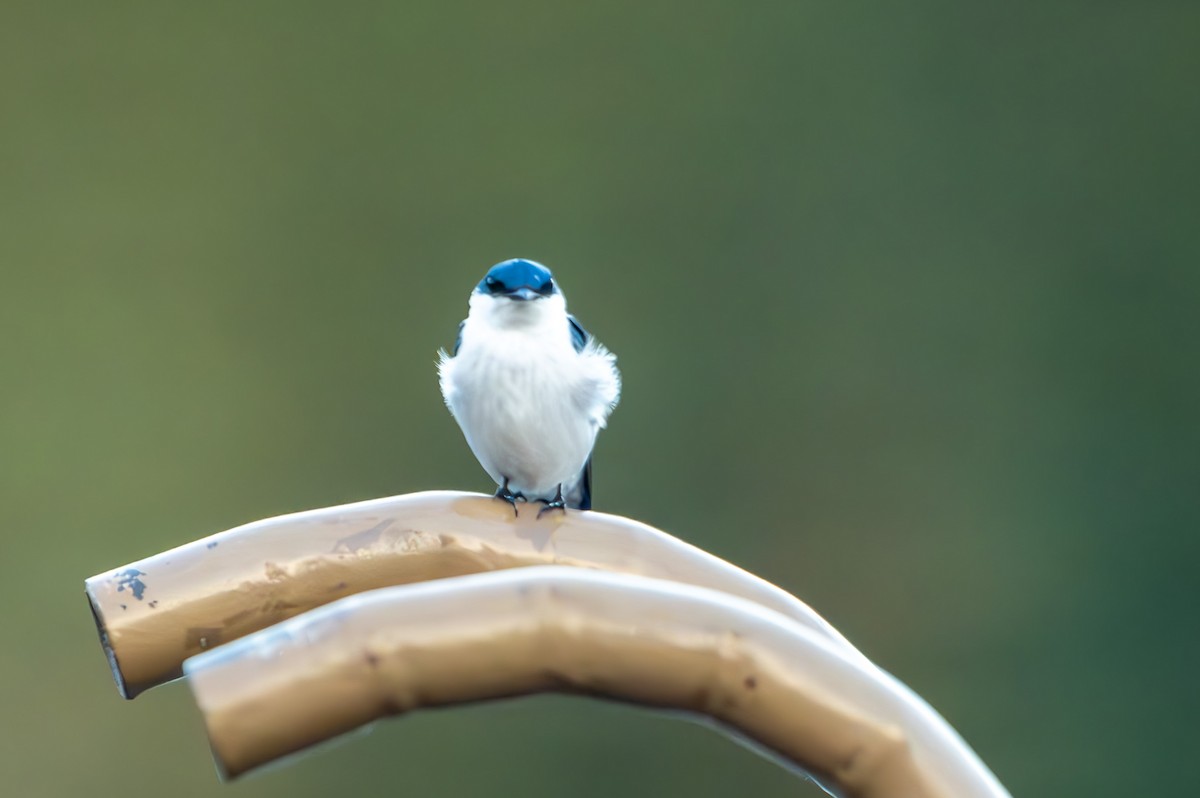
[
  {"x1": 85, "y1": 491, "x2": 862, "y2": 698},
  {"x1": 185, "y1": 568, "x2": 1010, "y2": 798}
]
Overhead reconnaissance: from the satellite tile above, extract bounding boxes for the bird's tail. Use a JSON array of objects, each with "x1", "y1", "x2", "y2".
[{"x1": 565, "y1": 458, "x2": 592, "y2": 510}]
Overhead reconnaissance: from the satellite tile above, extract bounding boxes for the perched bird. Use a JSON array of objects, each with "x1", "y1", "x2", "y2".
[{"x1": 438, "y1": 259, "x2": 620, "y2": 514}]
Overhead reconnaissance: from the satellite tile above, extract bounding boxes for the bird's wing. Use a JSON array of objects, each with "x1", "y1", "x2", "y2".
[
  {"x1": 567, "y1": 315, "x2": 589, "y2": 354},
  {"x1": 452, "y1": 320, "x2": 465, "y2": 355},
  {"x1": 566, "y1": 317, "x2": 606, "y2": 510}
]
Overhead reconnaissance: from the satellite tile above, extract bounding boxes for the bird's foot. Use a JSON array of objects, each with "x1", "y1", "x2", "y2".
[
  {"x1": 494, "y1": 479, "x2": 523, "y2": 516},
  {"x1": 537, "y1": 485, "x2": 567, "y2": 519}
]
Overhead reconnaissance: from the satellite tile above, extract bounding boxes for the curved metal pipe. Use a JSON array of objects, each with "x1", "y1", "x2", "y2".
[
  {"x1": 85, "y1": 491, "x2": 861, "y2": 698},
  {"x1": 184, "y1": 567, "x2": 1010, "y2": 798}
]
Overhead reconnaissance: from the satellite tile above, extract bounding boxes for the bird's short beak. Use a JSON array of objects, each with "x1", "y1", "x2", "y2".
[{"x1": 507, "y1": 287, "x2": 539, "y2": 301}]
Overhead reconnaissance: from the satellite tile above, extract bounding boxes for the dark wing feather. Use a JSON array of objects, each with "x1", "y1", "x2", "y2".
[
  {"x1": 566, "y1": 457, "x2": 593, "y2": 511},
  {"x1": 566, "y1": 316, "x2": 597, "y2": 509},
  {"x1": 452, "y1": 320, "x2": 465, "y2": 355},
  {"x1": 567, "y1": 315, "x2": 589, "y2": 354}
]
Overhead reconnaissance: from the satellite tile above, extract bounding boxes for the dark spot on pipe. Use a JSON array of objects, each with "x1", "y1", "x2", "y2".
[
  {"x1": 206, "y1": 541, "x2": 219, "y2": 549},
  {"x1": 744, "y1": 675, "x2": 757, "y2": 689},
  {"x1": 839, "y1": 745, "x2": 866, "y2": 773},
  {"x1": 365, "y1": 651, "x2": 380, "y2": 668},
  {"x1": 119, "y1": 604, "x2": 127, "y2": 610},
  {"x1": 114, "y1": 569, "x2": 147, "y2": 600},
  {"x1": 148, "y1": 600, "x2": 159, "y2": 609},
  {"x1": 537, "y1": 667, "x2": 573, "y2": 689},
  {"x1": 331, "y1": 581, "x2": 348, "y2": 591}
]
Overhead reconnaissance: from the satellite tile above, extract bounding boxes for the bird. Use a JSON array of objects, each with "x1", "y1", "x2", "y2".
[{"x1": 438, "y1": 258, "x2": 620, "y2": 515}]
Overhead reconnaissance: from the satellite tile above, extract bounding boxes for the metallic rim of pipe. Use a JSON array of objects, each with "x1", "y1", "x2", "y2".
[
  {"x1": 85, "y1": 491, "x2": 863, "y2": 698},
  {"x1": 184, "y1": 567, "x2": 1009, "y2": 798}
]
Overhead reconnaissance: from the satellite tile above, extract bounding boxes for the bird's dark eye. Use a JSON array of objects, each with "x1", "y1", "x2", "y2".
[
  {"x1": 485, "y1": 276, "x2": 502, "y2": 292},
  {"x1": 539, "y1": 280, "x2": 554, "y2": 294}
]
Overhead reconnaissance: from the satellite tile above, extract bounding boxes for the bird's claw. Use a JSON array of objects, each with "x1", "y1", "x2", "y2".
[
  {"x1": 537, "y1": 484, "x2": 567, "y2": 519},
  {"x1": 494, "y1": 479, "x2": 522, "y2": 516},
  {"x1": 537, "y1": 500, "x2": 566, "y2": 519}
]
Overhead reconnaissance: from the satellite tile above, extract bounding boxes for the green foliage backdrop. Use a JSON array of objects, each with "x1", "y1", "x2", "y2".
[{"x1": 2, "y1": 3, "x2": 1197, "y2": 796}]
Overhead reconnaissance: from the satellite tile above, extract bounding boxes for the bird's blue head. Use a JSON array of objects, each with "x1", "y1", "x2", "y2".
[{"x1": 476, "y1": 259, "x2": 558, "y2": 301}]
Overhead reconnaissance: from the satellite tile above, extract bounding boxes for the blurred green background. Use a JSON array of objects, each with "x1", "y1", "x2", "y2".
[{"x1": 2, "y1": 2, "x2": 1197, "y2": 796}]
